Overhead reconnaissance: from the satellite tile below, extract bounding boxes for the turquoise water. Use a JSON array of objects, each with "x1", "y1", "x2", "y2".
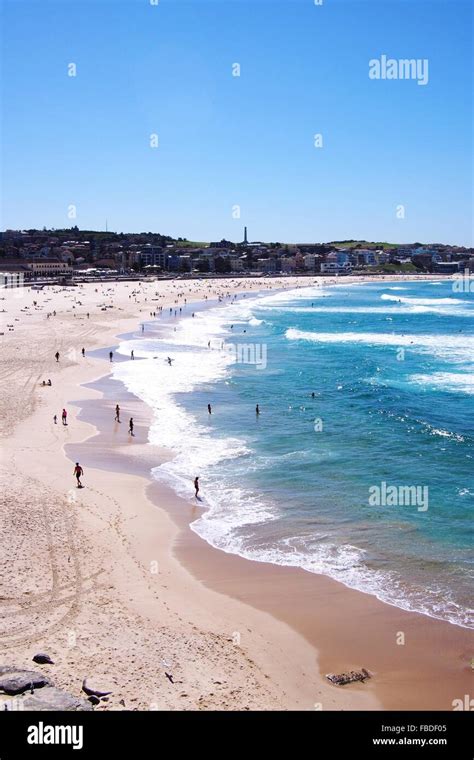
[{"x1": 116, "y1": 279, "x2": 474, "y2": 628}]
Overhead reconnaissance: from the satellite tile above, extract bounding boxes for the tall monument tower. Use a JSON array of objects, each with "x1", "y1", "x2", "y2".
[{"x1": 243, "y1": 226, "x2": 248, "y2": 244}]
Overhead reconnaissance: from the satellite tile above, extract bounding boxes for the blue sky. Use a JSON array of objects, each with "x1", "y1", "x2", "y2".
[{"x1": 1, "y1": 0, "x2": 472, "y2": 244}]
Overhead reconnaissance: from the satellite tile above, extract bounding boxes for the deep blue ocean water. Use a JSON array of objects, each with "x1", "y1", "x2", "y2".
[{"x1": 115, "y1": 279, "x2": 474, "y2": 628}]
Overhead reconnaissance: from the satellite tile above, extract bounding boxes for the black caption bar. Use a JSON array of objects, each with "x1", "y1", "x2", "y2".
[{"x1": 0, "y1": 711, "x2": 472, "y2": 757}]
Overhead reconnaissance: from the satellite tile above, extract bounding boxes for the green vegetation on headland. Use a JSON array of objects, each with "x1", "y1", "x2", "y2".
[
  {"x1": 365, "y1": 262, "x2": 418, "y2": 273},
  {"x1": 327, "y1": 241, "x2": 406, "y2": 250}
]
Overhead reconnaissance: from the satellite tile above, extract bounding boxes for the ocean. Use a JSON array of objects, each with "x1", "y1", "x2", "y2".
[{"x1": 114, "y1": 278, "x2": 474, "y2": 629}]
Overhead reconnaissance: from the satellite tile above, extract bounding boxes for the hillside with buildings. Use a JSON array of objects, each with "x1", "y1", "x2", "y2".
[{"x1": 1, "y1": 226, "x2": 473, "y2": 284}]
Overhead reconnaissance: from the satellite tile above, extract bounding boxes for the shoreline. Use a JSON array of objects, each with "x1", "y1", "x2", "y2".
[
  {"x1": 1, "y1": 274, "x2": 471, "y2": 710},
  {"x1": 70, "y1": 292, "x2": 472, "y2": 711}
]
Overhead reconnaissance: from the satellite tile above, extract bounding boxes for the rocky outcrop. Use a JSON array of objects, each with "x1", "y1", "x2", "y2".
[
  {"x1": 0, "y1": 668, "x2": 53, "y2": 695},
  {"x1": 22, "y1": 687, "x2": 92, "y2": 711}
]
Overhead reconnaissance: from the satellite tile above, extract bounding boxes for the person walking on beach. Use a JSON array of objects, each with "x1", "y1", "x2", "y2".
[
  {"x1": 74, "y1": 462, "x2": 84, "y2": 488},
  {"x1": 128, "y1": 417, "x2": 134, "y2": 436},
  {"x1": 207, "y1": 403, "x2": 212, "y2": 415},
  {"x1": 115, "y1": 404, "x2": 121, "y2": 423},
  {"x1": 109, "y1": 351, "x2": 113, "y2": 362},
  {"x1": 53, "y1": 414, "x2": 57, "y2": 425},
  {"x1": 81, "y1": 347, "x2": 85, "y2": 358},
  {"x1": 62, "y1": 408, "x2": 68, "y2": 426},
  {"x1": 194, "y1": 476, "x2": 200, "y2": 498},
  {"x1": 55, "y1": 351, "x2": 60, "y2": 362}
]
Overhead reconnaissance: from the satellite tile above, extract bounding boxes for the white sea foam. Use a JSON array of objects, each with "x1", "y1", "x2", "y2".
[
  {"x1": 285, "y1": 328, "x2": 474, "y2": 364},
  {"x1": 259, "y1": 304, "x2": 473, "y2": 317},
  {"x1": 379, "y1": 294, "x2": 473, "y2": 316},
  {"x1": 425, "y1": 426, "x2": 465, "y2": 442},
  {"x1": 410, "y1": 372, "x2": 474, "y2": 394},
  {"x1": 406, "y1": 305, "x2": 474, "y2": 316},
  {"x1": 255, "y1": 286, "x2": 331, "y2": 307},
  {"x1": 114, "y1": 309, "x2": 249, "y2": 465}
]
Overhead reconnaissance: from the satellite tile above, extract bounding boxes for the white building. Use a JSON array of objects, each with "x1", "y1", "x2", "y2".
[
  {"x1": 321, "y1": 261, "x2": 342, "y2": 274},
  {"x1": 27, "y1": 260, "x2": 72, "y2": 276},
  {"x1": 1, "y1": 271, "x2": 25, "y2": 288}
]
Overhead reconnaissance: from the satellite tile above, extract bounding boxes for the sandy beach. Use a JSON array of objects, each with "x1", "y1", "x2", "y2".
[{"x1": 1, "y1": 274, "x2": 472, "y2": 711}]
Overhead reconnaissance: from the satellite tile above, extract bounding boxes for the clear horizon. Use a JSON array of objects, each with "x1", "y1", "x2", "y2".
[{"x1": 2, "y1": 0, "x2": 472, "y2": 246}]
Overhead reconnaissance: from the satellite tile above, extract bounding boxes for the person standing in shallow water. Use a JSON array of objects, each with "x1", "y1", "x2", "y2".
[
  {"x1": 256, "y1": 404, "x2": 260, "y2": 416},
  {"x1": 109, "y1": 351, "x2": 113, "y2": 362},
  {"x1": 207, "y1": 403, "x2": 212, "y2": 414},
  {"x1": 194, "y1": 476, "x2": 200, "y2": 498}
]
